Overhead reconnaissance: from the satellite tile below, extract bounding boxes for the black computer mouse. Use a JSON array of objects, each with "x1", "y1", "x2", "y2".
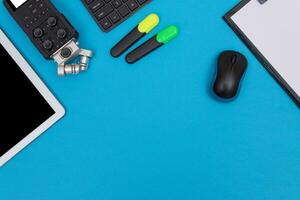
[{"x1": 213, "y1": 50, "x2": 248, "y2": 100}]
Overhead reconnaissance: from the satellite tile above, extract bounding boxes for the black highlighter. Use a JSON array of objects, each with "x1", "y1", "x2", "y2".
[{"x1": 111, "y1": 13, "x2": 159, "y2": 58}]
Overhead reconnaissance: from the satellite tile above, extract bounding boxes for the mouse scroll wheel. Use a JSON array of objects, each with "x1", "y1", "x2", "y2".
[{"x1": 231, "y1": 55, "x2": 238, "y2": 64}]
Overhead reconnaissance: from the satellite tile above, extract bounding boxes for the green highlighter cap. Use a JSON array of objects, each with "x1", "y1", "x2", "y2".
[
  {"x1": 156, "y1": 25, "x2": 179, "y2": 44},
  {"x1": 126, "y1": 25, "x2": 180, "y2": 64}
]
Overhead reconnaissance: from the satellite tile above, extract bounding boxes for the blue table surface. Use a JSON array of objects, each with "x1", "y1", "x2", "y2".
[{"x1": 1, "y1": 0, "x2": 300, "y2": 199}]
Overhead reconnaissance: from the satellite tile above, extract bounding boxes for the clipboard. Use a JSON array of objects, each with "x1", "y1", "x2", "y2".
[{"x1": 224, "y1": 0, "x2": 300, "y2": 107}]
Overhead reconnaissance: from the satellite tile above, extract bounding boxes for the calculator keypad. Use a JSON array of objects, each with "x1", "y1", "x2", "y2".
[
  {"x1": 6, "y1": 0, "x2": 78, "y2": 59},
  {"x1": 82, "y1": 0, "x2": 151, "y2": 32}
]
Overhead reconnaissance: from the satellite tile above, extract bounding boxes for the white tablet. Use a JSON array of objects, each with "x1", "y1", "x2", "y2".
[{"x1": 0, "y1": 29, "x2": 65, "y2": 167}]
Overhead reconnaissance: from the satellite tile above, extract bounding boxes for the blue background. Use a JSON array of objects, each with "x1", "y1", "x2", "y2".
[{"x1": 1, "y1": 0, "x2": 300, "y2": 199}]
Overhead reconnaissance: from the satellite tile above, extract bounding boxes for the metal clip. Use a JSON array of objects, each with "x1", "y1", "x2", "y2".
[{"x1": 51, "y1": 39, "x2": 93, "y2": 77}]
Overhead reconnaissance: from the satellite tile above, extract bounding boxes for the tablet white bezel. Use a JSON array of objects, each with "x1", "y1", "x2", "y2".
[{"x1": 0, "y1": 29, "x2": 65, "y2": 167}]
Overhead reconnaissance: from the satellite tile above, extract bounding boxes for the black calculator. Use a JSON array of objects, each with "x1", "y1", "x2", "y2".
[
  {"x1": 3, "y1": 0, "x2": 78, "y2": 59},
  {"x1": 82, "y1": 0, "x2": 152, "y2": 32},
  {"x1": 3, "y1": 0, "x2": 94, "y2": 77}
]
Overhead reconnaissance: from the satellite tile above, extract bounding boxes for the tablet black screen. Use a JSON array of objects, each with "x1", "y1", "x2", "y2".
[{"x1": 1, "y1": 44, "x2": 55, "y2": 157}]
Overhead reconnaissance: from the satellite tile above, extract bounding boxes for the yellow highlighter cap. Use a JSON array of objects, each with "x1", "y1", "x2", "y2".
[{"x1": 138, "y1": 14, "x2": 160, "y2": 34}]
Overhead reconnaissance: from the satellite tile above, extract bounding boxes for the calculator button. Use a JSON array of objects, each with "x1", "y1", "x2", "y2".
[
  {"x1": 100, "y1": 18, "x2": 112, "y2": 30},
  {"x1": 109, "y1": 12, "x2": 121, "y2": 24},
  {"x1": 38, "y1": 3, "x2": 44, "y2": 9},
  {"x1": 95, "y1": 4, "x2": 114, "y2": 20},
  {"x1": 90, "y1": 0, "x2": 105, "y2": 13},
  {"x1": 127, "y1": 0, "x2": 138, "y2": 11},
  {"x1": 118, "y1": 5, "x2": 130, "y2": 17},
  {"x1": 81, "y1": 0, "x2": 151, "y2": 32},
  {"x1": 57, "y1": 29, "x2": 67, "y2": 39},
  {"x1": 47, "y1": 17, "x2": 57, "y2": 27},
  {"x1": 112, "y1": 0, "x2": 122, "y2": 8},
  {"x1": 33, "y1": 28, "x2": 43, "y2": 38},
  {"x1": 43, "y1": 40, "x2": 53, "y2": 50},
  {"x1": 32, "y1": 8, "x2": 38, "y2": 14}
]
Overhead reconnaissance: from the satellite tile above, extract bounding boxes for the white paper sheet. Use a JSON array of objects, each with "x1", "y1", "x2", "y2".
[{"x1": 231, "y1": 0, "x2": 300, "y2": 96}]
